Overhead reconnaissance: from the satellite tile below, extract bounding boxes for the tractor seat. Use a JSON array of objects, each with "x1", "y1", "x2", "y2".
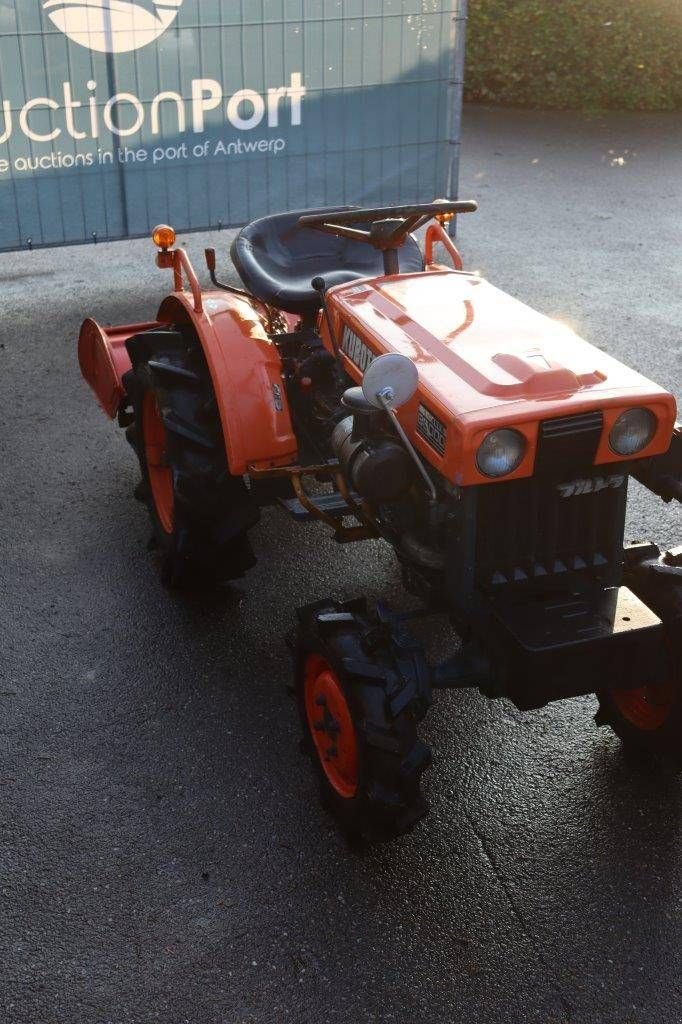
[{"x1": 230, "y1": 207, "x2": 424, "y2": 320}]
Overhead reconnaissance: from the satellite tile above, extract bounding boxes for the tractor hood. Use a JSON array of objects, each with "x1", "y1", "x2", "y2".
[{"x1": 329, "y1": 269, "x2": 677, "y2": 486}]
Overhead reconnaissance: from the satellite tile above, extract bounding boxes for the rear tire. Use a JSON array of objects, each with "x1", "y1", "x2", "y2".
[
  {"x1": 294, "y1": 600, "x2": 432, "y2": 841},
  {"x1": 124, "y1": 326, "x2": 259, "y2": 588}
]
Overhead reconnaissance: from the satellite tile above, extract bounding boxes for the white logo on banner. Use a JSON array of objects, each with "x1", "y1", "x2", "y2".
[{"x1": 43, "y1": 0, "x2": 184, "y2": 54}]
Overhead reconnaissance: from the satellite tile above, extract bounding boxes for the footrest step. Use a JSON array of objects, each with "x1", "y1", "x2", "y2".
[{"x1": 278, "y1": 491, "x2": 361, "y2": 522}]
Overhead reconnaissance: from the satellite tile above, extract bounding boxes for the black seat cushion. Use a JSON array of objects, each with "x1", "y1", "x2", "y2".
[{"x1": 230, "y1": 207, "x2": 424, "y2": 318}]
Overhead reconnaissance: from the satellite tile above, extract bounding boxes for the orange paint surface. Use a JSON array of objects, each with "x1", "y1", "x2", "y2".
[
  {"x1": 78, "y1": 318, "x2": 162, "y2": 419},
  {"x1": 327, "y1": 269, "x2": 677, "y2": 486},
  {"x1": 78, "y1": 292, "x2": 297, "y2": 475},
  {"x1": 157, "y1": 291, "x2": 298, "y2": 474}
]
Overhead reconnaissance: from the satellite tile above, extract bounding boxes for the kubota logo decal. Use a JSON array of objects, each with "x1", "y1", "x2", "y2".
[
  {"x1": 342, "y1": 326, "x2": 375, "y2": 374},
  {"x1": 43, "y1": 0, "x2": 184, "y2": 54},
  {"x1": 556, "y1": 475, "x2": 625, "y2": 498}
]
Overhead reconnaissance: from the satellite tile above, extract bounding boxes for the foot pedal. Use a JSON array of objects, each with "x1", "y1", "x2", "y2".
[{"x1": 278, "y1": 491, "x2": 361, "y2": 522}]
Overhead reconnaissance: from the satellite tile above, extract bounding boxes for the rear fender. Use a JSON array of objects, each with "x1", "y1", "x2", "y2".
[
  {"x1": 157, "y1": 291, "x2": 298, "y2": 474},
  {"x1": 79, "y1": 291, "x2": 298, "y2": 473}
]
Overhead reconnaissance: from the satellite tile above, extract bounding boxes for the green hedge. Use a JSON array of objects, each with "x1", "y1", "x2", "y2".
[{"x1": 464, "y1": 0, "x2": 682, "y2": 110}]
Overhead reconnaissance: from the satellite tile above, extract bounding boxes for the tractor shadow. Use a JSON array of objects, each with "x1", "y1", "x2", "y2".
[{"x1": 99, "y1": 496, "x2": 681, "y2": 1020}]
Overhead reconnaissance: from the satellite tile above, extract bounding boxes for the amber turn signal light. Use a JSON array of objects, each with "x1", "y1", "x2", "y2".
[{"x1": 152, "y1": 224, "x2": 176, "y2": 251}]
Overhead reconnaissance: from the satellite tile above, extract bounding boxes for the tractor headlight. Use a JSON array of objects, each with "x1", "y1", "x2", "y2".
[
  {"x1": 476, "y1": 429, "x2": 527, "y2": 478},
  {"x1": 609, "y1": 408, "x2": 657, "y2": 456}
]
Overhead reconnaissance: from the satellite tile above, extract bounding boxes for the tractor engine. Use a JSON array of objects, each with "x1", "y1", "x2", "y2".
[
  {"x1": 330, "y1": 388, "x2": 414, "y2": 505},
  {"x1": 330, "y1": 384, "x2": 447, "y2": 590}
]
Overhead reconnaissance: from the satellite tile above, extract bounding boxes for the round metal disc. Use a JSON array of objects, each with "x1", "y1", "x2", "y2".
[{"x1": 362, "y1": 353, "x2": 419, "y2": 409}]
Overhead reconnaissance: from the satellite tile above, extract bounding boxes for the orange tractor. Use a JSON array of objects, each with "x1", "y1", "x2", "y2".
[{"x1": 79, "y1": 202, "x2": 682, "y2": 840}]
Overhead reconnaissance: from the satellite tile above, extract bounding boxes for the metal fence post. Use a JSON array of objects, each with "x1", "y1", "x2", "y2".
[{"x1": 446, "y1": 0, "x2": 468, "y2": 237}]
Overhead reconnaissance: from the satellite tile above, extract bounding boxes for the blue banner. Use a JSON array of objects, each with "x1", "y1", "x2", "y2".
[{"x1": 0, "y1": 1, "x2": 465, "y2": 250}]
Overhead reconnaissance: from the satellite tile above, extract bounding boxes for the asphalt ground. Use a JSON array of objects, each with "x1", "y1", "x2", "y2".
[{"x1": 1, "y1": 106, "x2": 681, "y2": 1024}]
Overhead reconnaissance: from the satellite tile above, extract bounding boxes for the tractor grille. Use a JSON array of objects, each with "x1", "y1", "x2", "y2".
[
  {"x1": 535, "y1": 410, "x2": 604, "y2": 477},
  {"x1": 475, "y1": 475, "x2": 626, "y2": 588}
]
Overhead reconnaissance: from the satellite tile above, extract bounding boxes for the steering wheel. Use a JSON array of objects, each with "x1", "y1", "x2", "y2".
[{"x1": 298, "y1": 200, "x2": 478, "y2": 254}]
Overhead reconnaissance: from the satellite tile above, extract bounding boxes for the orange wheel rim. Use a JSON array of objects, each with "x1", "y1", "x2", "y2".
[
  {"x1": 304, "y1": 654, "x2": 359, "y2": 799},
  {"x1": 142, "y1": 391, "x2": 174, "y2": 535},
  {"x1": 610, "y1": 679, "x2": 674, "y2": 732}
]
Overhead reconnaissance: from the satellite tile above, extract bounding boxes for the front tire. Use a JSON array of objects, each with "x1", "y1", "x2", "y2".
[
  {"x1": 124, "y1": 326, "x2": 259, "y2": 588},
  {"x1": 596, "y1": 643, "x2": 682, "y2": 769},
  {"x1": 596, "y1": 549, "x2": 682, "y2": 768},
  {"x1": 294, "y1": 600, "x2": 432, "y2": 841}
]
